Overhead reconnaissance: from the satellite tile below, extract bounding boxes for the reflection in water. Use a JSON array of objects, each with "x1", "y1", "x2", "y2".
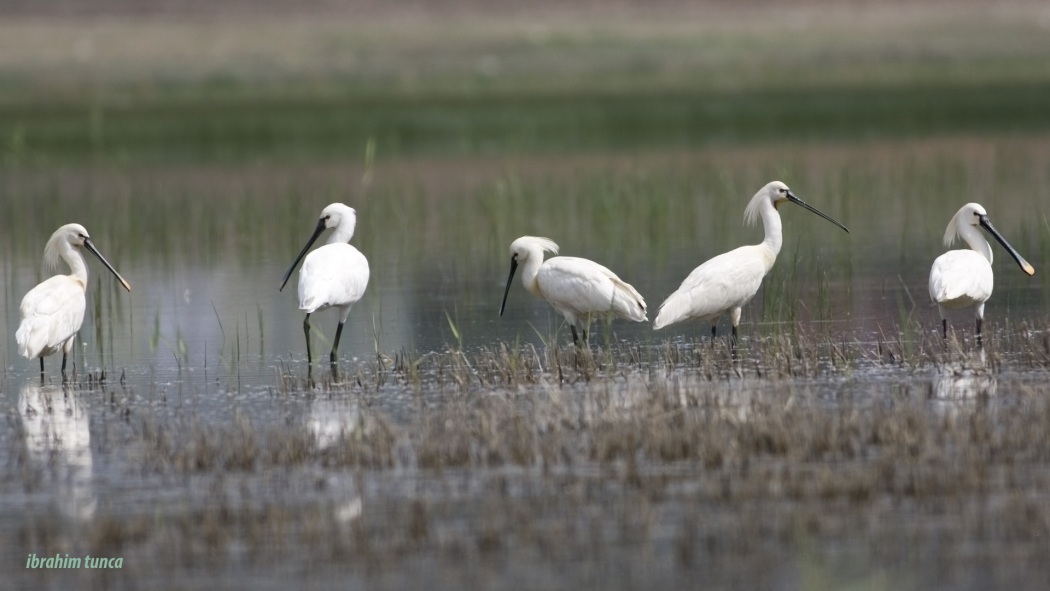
[
  {"x1": 306, "y1": 397, "x2": 363, "y2": 523},
  {"x1": 18, "y1": 382, "x2": 97, "y2": 520},
  {"x1": 307, "y1": 397, "x2": 364, "y2": 450},
  {"x1": 933, "y1": 367, "x2": 997, "y2": 399}
]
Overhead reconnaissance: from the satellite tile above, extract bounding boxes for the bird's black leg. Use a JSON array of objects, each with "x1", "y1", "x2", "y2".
[
  {"x1": 61, "y1": 351, "x2": 68, "y2": 383},
  {"x1": 331, "y1": 321, "x2": 344, "y2": 363},
  {"x1": 942, "y1": 318, "x2": 948, "y2": 340},
  {"x1": 731, "y1": 325, "x2": 739, "y2": 359},
  {"x1": 330, "y1": 321, "x2": 344, "y2": 381},
  {"x1": 303, "y1": 313, "x2": 313, "y2": 365},
  {"x1": 976, "y1": 317, "x2": 983, "y2": 348},
  {"x1": 570, "y1": 325, "x2": 581, "y2": 347},
  {"x1": 710, "y1": 324, "x2": 717, "y2": 348},
  {"x1": 39, "y1": 357, "x2": 44, "y2": 376}
]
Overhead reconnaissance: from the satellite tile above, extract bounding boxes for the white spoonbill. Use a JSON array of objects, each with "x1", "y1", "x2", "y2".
[
  {"x1": 928, "y1": 202, "x2": 1034, "y2": 344},
  {"x1": 280, "y1": 203, "x2": 370, "y2": 366},
  {"x1": 499, "y1": 236, "x2": 647, "y2": 346},
  {"x1": 653, "y1": 181, "x2": 848, "y2": 344},
  {"x1": 16, "y1": 224, "x2": 131, "y2": 379}
]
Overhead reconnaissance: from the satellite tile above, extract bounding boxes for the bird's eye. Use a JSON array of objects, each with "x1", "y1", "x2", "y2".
[{"x1": 779, "y1": 188, "x2": 788, "y2": 194}]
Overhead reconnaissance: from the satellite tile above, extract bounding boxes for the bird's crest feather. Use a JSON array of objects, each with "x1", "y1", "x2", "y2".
[
  {"x1": 42, "y1": 225, "x2": 81, "y2": 274},
  {"x1": 743, "y1": 189, "x2": 766, "y2": 228},
  {"x1": 943, "y1": 217, "x2": 960, "y2": 248},
  {"x1": 943, "y1": 203, "x2": 983, "y2": 248},
  {"x1": 517, "y1": 236, "x2": 559, "y2": 256}
]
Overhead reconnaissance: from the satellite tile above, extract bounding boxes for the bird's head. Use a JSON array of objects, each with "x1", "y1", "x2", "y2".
[
  {"x1": 744, "y1": 181, "x2": 792, "y2": 226},
  {"x1": 44, "y1": 223, "x2": 131, "y2": 292},
  {"x1": 319, "y1": 203, "x2": 357, "y2": 234},
  {"x1": 44, "y1": 224, "x2": 91, "y2": 271},
  {"x1": 744, "y1": 181, "x2": 849, "y2": 233},
  {"x1": 508, "y1": 236, "x2": 559, "y2": 265},
  {"x1": 946, "y1": 202, "x2": 1034, "y2": 276},
  {"x1": 501, "y1": 237, "x2": 559, "y2": 316},
  {"x1": 944, "y1": 202, "x2": 988, "y2": 247}
]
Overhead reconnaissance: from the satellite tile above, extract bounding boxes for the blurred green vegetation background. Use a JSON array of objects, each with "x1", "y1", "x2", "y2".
[{"x1": 2, "y1": 1, "x2": 1050, "y2": 165}]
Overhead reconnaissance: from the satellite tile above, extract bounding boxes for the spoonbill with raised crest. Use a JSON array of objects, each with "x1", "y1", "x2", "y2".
[
  {"x1": 653, "y1": 181, "x2": 849, "y2": 347},
  {"x1": 928, "y1": 202, "x2": 1035, "y2": 344},
  {"x1": 499, "y1": 236, "x2": 647, "y2": 346},
  {"x1": 16, "y1": 223, "x2": 131, "y2": 380},
  {"x1": 280, "y1": 203, "x2": 370, "y2": 367}
]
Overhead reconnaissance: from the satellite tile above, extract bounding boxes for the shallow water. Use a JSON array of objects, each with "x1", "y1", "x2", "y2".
[
  {"x1": 2, "y1": 135, "x2": 1048, "y2": 379},
  {"x1": 2, "y1": 352, "x2": 1050, "y2": 590}
]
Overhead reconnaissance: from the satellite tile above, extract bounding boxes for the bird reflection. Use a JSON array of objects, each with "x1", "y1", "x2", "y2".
[
  {"x1": 18, "y1": 381, "x2": 97, "y2": 520},
  {"x1": 932, "y1": 367, "x2": 997, "y2": 399},
  {"x1": 306, "y1": 397, "x2": 364, "y2": 523},
  {"x1": 307, "y1": 396, "x2": 364, "y2": 450}
]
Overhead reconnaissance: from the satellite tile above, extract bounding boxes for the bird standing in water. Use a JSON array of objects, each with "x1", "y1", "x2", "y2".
[
  {"x1": 499, "y1": 236, "x2": 647, "y2": 346},
  {"x1": 17, "y1": 223, "x2": 131, "y2": 381},
  {"x1": 928, "y1": 202, "x2": 1034, "y2": 346},
  {"x1": 653, "y1": 181, "x2": 849, "y2": 350},
  {"x1": 281, "y1": 203, "x2": 370, "y2": 376}
]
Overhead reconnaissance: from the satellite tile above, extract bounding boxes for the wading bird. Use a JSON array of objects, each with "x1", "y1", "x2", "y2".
[
  {"x1": 928, "y1": 202, "x2": 1035, "y2": 345},
  {"x1": 499, "y1": 236, "x2": 647, "y2": 346},
  {"x1": 280, "y1": 203, "x2": 370, "y2": 369},
  {"x1": 16, "y1": 224, "x2": 131, "y2": 380},
  {"x1": 653, "y1": 181, "x2": 848, "y2": 347}
]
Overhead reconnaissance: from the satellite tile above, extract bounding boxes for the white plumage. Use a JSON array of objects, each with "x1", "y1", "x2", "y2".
[
  {"x1": 298, "y1": 243, "x2": 369, "y2": 318},
  {"x1": 928, "y1": 202, "x2": 1035, "y2": 342},
  {"x1": 654, "y1": 181, "x2": 848, "y2": 343},
  {"x1": 16, "y1": 223, "x2": 131, "y2": 379},
  {"x1": 281, "y1": 203, "x2": 370, "y2": 366},
  {"x1": 652, "y1": 243, "x2": 773, "y2": 331},
  {"x1": 17, "y1": 276, "x2": 87, "y2": 361},
  {"x1": 500, "y1": 236, "x2": 646, "y2": 345}
]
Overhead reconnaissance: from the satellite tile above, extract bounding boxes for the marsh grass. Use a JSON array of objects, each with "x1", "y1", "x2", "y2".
[
  {"x1": 2, "y1": 134, "x2": 1047, "y2": 368},
  {"x1": 119, "y1": 334, "x2": 1050, "y2": 478},
  {"x1": 9, "y1": 331, "x2": 1050, "y2": 590},
  {"x1": 269, "y1": 315, "x2": 1050, "y2": 402}
]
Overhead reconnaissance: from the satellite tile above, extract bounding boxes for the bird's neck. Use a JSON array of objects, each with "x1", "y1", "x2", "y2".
[
  {"x1": 960, "y1": 224, "x2": 993, "y2": 264},
  {"x1": 519, "y1": 252, "x2": 544, "y2": 298},
  {"x1": 63, "y1": 247, "x2": 89, "y2": 284},
  {"x1": 760, "y1": 202, "x2": 783, "y2": 258},
  {"x1": 327, "y1": 227, "x2": 355, "y2": 245}
]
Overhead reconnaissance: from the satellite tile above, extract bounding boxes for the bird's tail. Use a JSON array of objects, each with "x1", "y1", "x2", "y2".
[
  {"x1": 15, "y1": 319, "x2": 47, "y2": 360},
  {"x1": 652, "y1": 310, "x2": 671, "y2": 330},
  {"x1": 611, "y1": 278, "x2": 647, "y2": 322},
  {"x1": 652, "y1": 294, "x2": 685, "y2": 330}
]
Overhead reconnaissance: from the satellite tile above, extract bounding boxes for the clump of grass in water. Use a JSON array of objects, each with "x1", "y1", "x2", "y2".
[
  {"x1": 124, "y1": 366, "x2": 1050, "y2": 478},
  {"x1": 272, "y1": 317, "x2": 1050, "y2": 395}
]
